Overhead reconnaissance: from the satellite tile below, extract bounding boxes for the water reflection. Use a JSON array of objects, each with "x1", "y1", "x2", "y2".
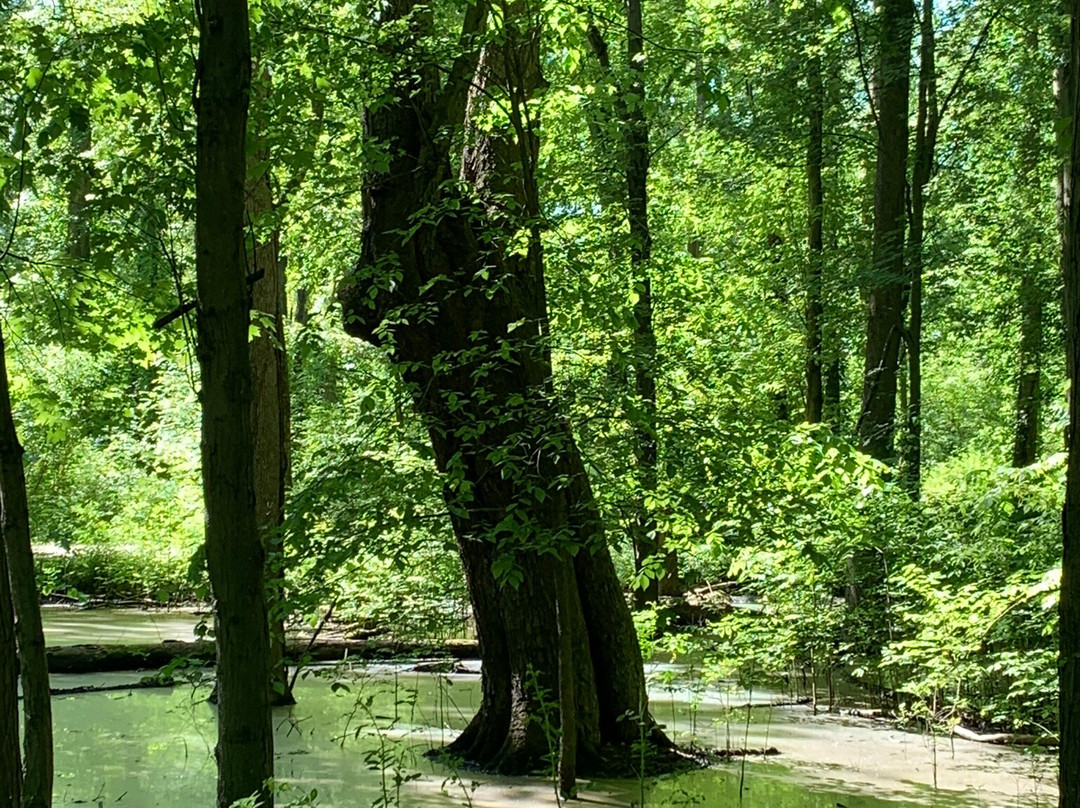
[{"x1": 41, "y1": 605, "x2": 204, "y2": 646}]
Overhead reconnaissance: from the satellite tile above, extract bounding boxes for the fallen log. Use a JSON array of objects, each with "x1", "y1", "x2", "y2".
[
  {"x1": 46, "y1": 638, "x2": 480, "y2": 675},
  {"x1": 951, "y1": 725, "x2": 1058, "y2": 748},
  {"x1": 719, "y1": 697, "x2": 811, "y2": 712},
  {"x1": 713, "y1": 746, "x2": 780, "y2": 759},
  {"x1": 50, "y1": 678, "x2": 177, "y2": 696},
  {"x1": 18, "y1": 677, "x2": 178, "y2": 699}
]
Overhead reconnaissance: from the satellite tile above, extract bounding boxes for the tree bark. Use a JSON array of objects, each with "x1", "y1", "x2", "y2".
[
  {"x1": 0, "y1": 491, "x2": 19, "y2": 808},
  {"x1": 1013, "y1": 31, "x2": 1046, "y2": 470},
  {"x1": 1014, "y1": 270, "x2": 1043, "y2": 468},
  {"x1": 624, "y1": 0, "x2": 675, "y2": 603},
  {"x1": 902, "y1": 0, "x2": 936, "y2": 494},
  {"x1": 555, "y1": 560, "x2": 576, "y2": 797},
  {"x1": 858, "y1": 0, "x2": 913, "y2": 462},
  {"x1": 824, "y1": 334, "x2": 842, "y2": 424},
  {"x1": 339, "y1": 0, "x2": 664, "y2": 776},
  {"x1": 247, "y1": 67, "x2": 294, "y2": 707},
  {"x1": 195, "y1": 0, "x2": 274, "y2": 805},
  {"x1": 0, "y1": 324, "x2": 52, "y2": 808},
  {"x1": 1060, "y1": 3, "x2": 1080, "y2": 805},
  {"x1": 66, "y1": 106, "x2": 91, "y2": 262},
  {"x1": 805, "y1": 39, "x2": 825, "y2": 424},
  {"x1": 588, "y1": 2, "x2": 678, "y2": 603}
]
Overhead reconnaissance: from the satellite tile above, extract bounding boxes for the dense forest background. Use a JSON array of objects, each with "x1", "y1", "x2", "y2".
[{"x1": 0, "y1": 0, "x2": 1069, "y2": 784}]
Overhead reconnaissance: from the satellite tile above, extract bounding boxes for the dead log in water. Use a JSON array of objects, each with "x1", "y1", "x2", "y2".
[{"x1": 45, "y1": 638, "x2": 480, "y2": 674}]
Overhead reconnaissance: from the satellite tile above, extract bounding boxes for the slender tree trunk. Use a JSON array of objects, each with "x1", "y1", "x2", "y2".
[
  {"x1": 247, "y1": 69, "x2": 293, "y2": 706},
  {"x1": 0, "y1": 481, "x2": 19, "y2": 808},
  {"x1": 902, "y1": 0, "x2": 936, "y2": 494},
  {"x1": 858, "y1": 0, "x2": 914, "y2": 461},
  {"x1": 805, "y1": 43, "x2": 825, "y2": 424},
  {"x1": 339, "y1": 0, "x2": 666, "y2": 776},
  {"x1": 1060, "y1": 4, "x2": 1080, "y2": 805},
  {"x1": 1014, "y1": 271, "x2": 1043, "y2": 468},
  {"x1": 1013, "y1": 32, "x2": 1046, "y2": 469},
  {"x1": 824, "y1": 332, "x2": 842, "y2": 424},
  {"x1": 67, "y1": 107, "x2": 90, "y2": 262},
  {"x1": 0, "y1": 325, "x2": 52, "y2": 808},
  {"x1": 195, "y1": 0, "x2": 274, "y2": 805},
  {"x1": 624, "y1": 0, "x2": 672, "y2": 603}
]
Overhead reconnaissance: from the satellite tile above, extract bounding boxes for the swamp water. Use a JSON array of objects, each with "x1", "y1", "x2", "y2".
[{"x1": 39, "y1": 609, "x2": 1056, "y2": 807}]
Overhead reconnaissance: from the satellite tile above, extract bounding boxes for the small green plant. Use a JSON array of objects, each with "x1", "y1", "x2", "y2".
[
  {"x1": 522, "y1": 665, "x2": 568, "y2": 805},
  {"x1": 323, "y1": 668, "x2": 423, "y2": 808},
  {"x1": 229, "y1": 780, "x2": 320, "y2": 808}
]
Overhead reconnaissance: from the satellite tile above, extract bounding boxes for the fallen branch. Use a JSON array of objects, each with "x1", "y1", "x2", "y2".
[
  {"x1": 17, "y1": 677, "x2": 178, "y2": 699},
  {"x1": 45, "y1": 638, "x2": 480, "y2": 675},
  {"x1": 50, "y1": 678, "x2": 177, "y2": 696},
  {"x1": 718, "y1": 697, "x2": 810, "y2": 712},
  {"x1": 713, "y1": 746, "x2": 780, "y2": 759},
  {"x1": 839, "y1": 708, "x2": 894, "y2": 721},
  {"x1": 951, "y1": 725, "x2": 1058, "y2": 748}
]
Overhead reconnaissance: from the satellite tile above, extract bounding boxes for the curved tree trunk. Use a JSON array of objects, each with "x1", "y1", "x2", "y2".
[
  {"x1": 195, "y1": 0, "x2": 275, "y2": 804},
  {"x1": 0, "y1": 326, "x2": 52, "y2": 808},
  {"x1": 339, "y1": 0, "x2": 664, "y2": 778}
]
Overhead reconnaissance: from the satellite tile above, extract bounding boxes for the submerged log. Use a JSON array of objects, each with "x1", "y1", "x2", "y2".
[{"x1": 45, "y1": 638, "x2": 480, "y2": 675}]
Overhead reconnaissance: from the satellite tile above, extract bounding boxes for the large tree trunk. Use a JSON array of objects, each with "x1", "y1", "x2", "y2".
[
  {"x1": 0, "y1": 479, "x2": 19, "y2": 808},
  {"x1": 0, "y1": 326, "x2": 52, "y2": 808},
  {"x1": 1061, "y1": 3, "x2": 1080, "y2": 805},
  {"x1": 805, "y1": 38, "x2": 825, "y2": 425},
  {"x1": 247, "y1": 68, "x2": 294, "y2": 706},
  {"x1": 195, "y1": 1, "x2": 274, "y2": 805},
  {"x1": 858, "y1": 0, "x2": 913, "y2": 461},
  {"x1": 339, "y1": 0, "x2": 665, "y2": 778},
  {"x1": 902, "y1": 0, "x2": 937, "y2": 494}
]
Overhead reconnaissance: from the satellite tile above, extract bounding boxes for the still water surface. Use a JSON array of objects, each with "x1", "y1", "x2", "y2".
[{"x1": 41, "y1": 608, "x2": 1056, "y2": 807}]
